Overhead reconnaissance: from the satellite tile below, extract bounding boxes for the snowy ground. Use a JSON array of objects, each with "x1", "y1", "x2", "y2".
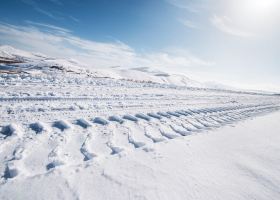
[
  {"x1": 1, "y1": 104, "x2": 280, "y2": 200},
  {"x1": 0, "y1": 112, "x2": 280, "y2": 200},
  {"x1": 1, "y1": 46, "x2": 280, "y2": 200}
]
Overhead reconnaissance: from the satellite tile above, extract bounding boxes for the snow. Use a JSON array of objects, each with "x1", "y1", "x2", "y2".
[
  {"x1": 0, "y1": 45, "x2": 240, "y2": 89},
  {"x1": 76, "y1": 118, "x2": 92, "y2": 129},
  {"x1": 0, "y1": 124, "x2": 22, "y2": 138},
  {"x1": 29, "y1": 122, "x2": 49, "y2": 134},
  {"x1": 0, "y1": 46, "x2": 280, "y2": 200},
  {"x1": 135, "y1": 113, "x2": 151, "y2": 121},
  {"x1": 108, "y1": 116, "x2": 124, "y2": 124},
  {"x1": 53, "y1": 120, "x2": 73, "y2": 131},
  {"x1": 93, "y1": 117, "x2": 109, "y2": 125},
  {"x1": 123, "y1": 114, "x2": 139, "y2": 122},
  {"x1": 1, "y1": 111, "x2": 280, "y2": 200},
  {"x1": 0, "y1": 45, "x2": 38, "y2": 60}
]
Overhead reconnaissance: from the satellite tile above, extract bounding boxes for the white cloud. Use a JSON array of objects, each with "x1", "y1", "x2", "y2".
[
  {"x1": 69, "y1": 16, "x2": 80, "y2": 23},
  {"x1": 24, "y1": 21, "x2": 71, "y2": 33},
  {"x1": 0, "y1": 22, "x2": 212, "y2": 71},
  {"x1": 21, "y1": 0, "x2": 60, "y2": 20},
  {"x1": 210, "y1": 15, "x2": 254, "y2": 38},
  {"x1": 21, "y1": 0, "x2": 78, "y2": 22},
  {"x1": 166, "y1": 0, "x2": 211, "y2": 13},
  {"x1": 179, "y1": 19, "x2": 199, "y2": 29},
  {"x1": 142, "y1": 48, "x2": 213, "y2": 70},
  {"x1": 167, "y1": 0, "x2": 200, "y2": 13}
]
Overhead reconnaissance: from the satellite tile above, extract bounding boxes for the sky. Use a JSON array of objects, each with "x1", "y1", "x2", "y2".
[{"x1": 0, "y1": 0, "x2": 280, "y2": 91}]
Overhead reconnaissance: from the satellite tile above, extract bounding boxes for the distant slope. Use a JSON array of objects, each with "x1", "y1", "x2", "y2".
[
  {"x1": 0, "y1": 45, "x2": 87, "y2": 73},
  {"x1": 0, "y1": 45, "x2": 234, "y2": 90},
  {"x1": 95, "y1": 67, "x2": 238, "y2": 89}
]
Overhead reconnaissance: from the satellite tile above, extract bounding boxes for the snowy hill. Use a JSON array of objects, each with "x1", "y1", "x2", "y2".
[
  {"x1": 0, "y1": 45, "x2": 87, "y2": 73},
  {"x1": 0, "y1": 45, "x2": 49, "y2": 64},
  {"x1": 94, "y1": 67, "x2": 204, "y2": 87},
  {"x1": 0, "y1": 45, "x2": 228, "y2": 89}
]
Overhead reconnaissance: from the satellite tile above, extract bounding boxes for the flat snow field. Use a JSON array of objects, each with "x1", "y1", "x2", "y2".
[{"x1": 0, "y1": 70, "x2": 280, "y2": 200}]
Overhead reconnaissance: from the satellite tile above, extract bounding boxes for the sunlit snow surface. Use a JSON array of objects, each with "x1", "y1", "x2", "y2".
[{"x1": 0, "y1": 46, "x2": 280, "y2": 200}]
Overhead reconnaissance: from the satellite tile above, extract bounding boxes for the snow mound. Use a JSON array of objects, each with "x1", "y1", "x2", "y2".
[
  {"x1": 147, "y1": 112, "x2": 162, "y2": 119},
  {"x1": 1, "y1": 124, "x2": 22, "y2": 137},
  {"x1": 53, "y1": 120, "x2": 72, "y2": 131},
  {"x1": 135, "y1": 113, "x2": 151, "y2": 121},
  {"x1": 93, "y1": 117, "x2": 109, "y2": 125},
  {"x1": 29, "y1": 122, "x2": 49, "y2": 134},
  {"x1": 123, "y1": 114, "x2": 138, "y2": 122},
  {"x1": 3, "y1": 162, "x2": 18, "y2": 179},
  {"x1": 108, "y1": 115, "x2": 124, "y2": 124},
  {"x1": 76, "y1": 118, "x2": 92, "y2": 128}
]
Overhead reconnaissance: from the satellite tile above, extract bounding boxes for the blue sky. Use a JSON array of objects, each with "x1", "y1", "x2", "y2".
[{"x1": 0, "y1": 0, "x2": 280, "y2": 91}]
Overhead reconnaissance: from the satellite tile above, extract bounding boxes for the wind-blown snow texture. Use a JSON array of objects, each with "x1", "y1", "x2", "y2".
[{"x1": 0, "y1": 46, "x2": 280, "y2": 200}]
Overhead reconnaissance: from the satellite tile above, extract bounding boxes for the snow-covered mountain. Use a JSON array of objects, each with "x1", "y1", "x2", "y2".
[
  {"x1": 0, "y1": 45, "x2": 230, "y2": 89},
  {"x1": 0, "y1": 45, "x2": 87, "y2": 73},
  {"x1": 0, "y1": 45, "x2": 51, "y2": 65}
]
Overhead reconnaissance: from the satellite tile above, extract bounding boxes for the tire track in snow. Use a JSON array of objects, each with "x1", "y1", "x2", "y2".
[{"x1": 1, "y1": 103, "x2": 279, "y2": 179}]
